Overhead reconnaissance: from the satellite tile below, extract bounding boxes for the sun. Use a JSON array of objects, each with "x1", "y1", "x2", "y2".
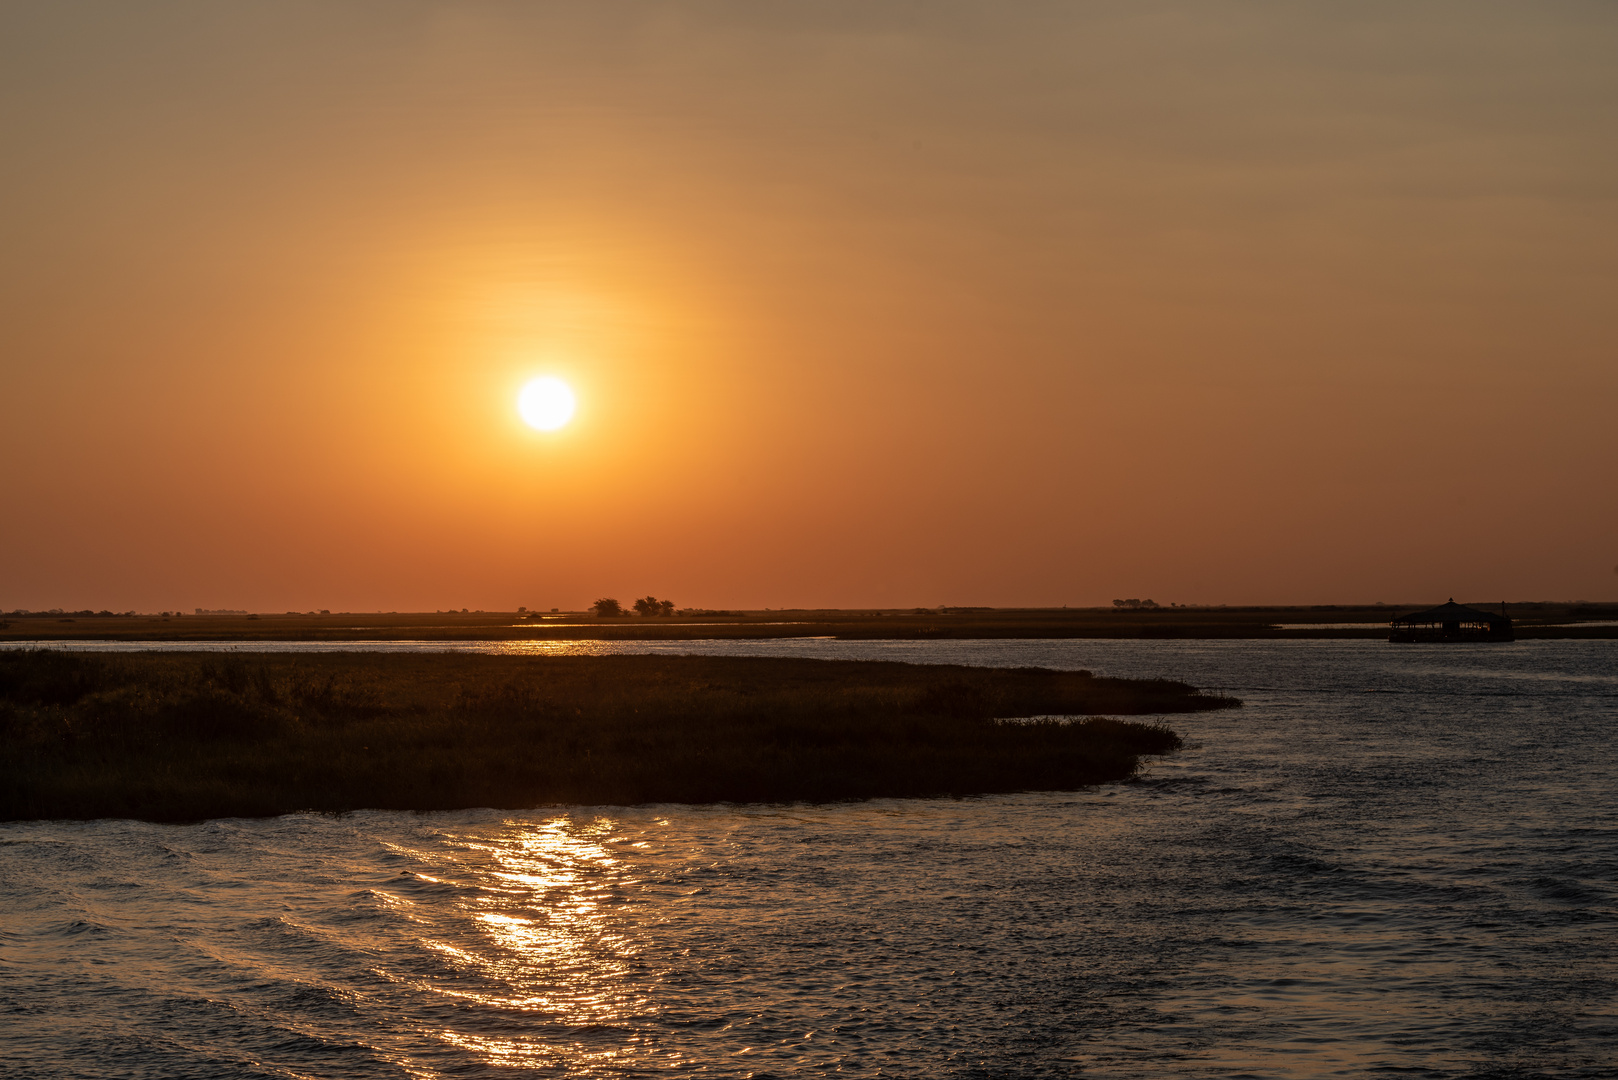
[{"x1": 517, "y1": 377, "x2": 576, "y2": 431}]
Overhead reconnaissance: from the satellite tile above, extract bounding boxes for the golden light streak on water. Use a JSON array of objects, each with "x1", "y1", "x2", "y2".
[{"x1": 406, "y1": 818, "x2": 659, "y2": 1071}]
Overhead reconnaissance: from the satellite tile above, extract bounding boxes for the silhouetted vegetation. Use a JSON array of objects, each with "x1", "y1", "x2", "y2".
[
  {"x1": 633, "y1": 596, "x2": 676, "y2": 616},
  {"x1": 8, "y1": 605, "x2": 1618, "y2": 643},
  {"x1": 591, "y1": 598, "x2": 624, "y2": 617},
  {"x1": 0, "y1": 651, "x2": 1237, "y2": 822}
]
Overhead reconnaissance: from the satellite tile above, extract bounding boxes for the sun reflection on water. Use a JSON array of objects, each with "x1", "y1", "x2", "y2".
[{"x1": 396, "y1": 817, "x2": 663, "y2": 1072}]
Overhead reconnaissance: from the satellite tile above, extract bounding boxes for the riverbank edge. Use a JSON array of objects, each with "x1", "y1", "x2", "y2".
[{"x1": 1, "y1": 652, "x2": 1239, "y2": 823}]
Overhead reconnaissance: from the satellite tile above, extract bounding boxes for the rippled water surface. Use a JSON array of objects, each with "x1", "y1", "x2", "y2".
[{"x1": 3, "y1": 640, "x2": 1615, "y2": 1078}]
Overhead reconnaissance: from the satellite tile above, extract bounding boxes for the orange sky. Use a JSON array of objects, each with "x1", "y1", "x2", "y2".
[{"x1": 3, "y1": 2, "x2": 1616, "y2": 612}]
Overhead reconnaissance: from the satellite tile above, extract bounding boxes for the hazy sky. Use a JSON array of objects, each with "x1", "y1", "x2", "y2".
[{"x1": 4, "y1": 1, "x2": 1616, "y2": 611}]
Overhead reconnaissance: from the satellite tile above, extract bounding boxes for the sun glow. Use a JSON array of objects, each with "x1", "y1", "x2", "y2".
[{"x1": 517, "y1": 377, "x2": 576, "y2": 431}]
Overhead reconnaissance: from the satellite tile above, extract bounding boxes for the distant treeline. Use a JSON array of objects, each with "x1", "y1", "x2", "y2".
[
  {"x1": 0, "y1": 651, "x2": 1238, "y2": 822},
  {"x1": 590, "y1": 596, "x2": 738, "y2": 617}
]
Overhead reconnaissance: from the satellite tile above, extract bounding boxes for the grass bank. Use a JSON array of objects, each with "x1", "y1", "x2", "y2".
[{"x1": 0, "y1": 652, "x2": 1239, "y2": 822}]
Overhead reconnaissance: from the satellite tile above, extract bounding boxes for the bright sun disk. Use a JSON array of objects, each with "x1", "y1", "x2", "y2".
[{"x1": 517, "y1": 377, "x2": 576, "y2": 431}]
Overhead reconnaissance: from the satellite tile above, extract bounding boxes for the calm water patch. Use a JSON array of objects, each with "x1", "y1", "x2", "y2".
[{"x1": 2, "y1": 640, "x2": 1615, "y2": 1077}]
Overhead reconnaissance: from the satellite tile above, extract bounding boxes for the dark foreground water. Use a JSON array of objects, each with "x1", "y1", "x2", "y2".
[{"x1": 2, "y1": 640, "x2": 1615, "y2": 1078}]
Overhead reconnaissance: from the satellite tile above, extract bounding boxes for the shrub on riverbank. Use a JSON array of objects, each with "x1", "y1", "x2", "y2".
[{"x1": 0, "y1": 651, "x2": 1237, "y2": 821}]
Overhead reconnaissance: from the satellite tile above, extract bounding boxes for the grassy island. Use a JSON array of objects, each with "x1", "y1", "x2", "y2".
[{"x1": 0, "y1": 651, "x2": 1239, "y2": 822}]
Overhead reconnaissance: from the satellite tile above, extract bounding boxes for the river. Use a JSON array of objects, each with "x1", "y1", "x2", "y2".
[{"x1": 2, "y1": 639, "x2": 1614, "y2": 1077}]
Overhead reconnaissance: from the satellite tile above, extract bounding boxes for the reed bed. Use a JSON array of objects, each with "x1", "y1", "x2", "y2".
[{"x1": 0, "y1": 651, "x2": 1238, "y2": 821}]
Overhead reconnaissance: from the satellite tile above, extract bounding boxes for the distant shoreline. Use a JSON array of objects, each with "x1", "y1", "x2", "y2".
[{"x1": 3, "y1": 603, "x2": 1615, "y2": 644}]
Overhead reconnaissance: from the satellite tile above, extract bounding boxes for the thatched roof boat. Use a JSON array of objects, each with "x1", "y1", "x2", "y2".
[{"x1": 1389, "y1": 599, "x2": 1513, "y2": 643}]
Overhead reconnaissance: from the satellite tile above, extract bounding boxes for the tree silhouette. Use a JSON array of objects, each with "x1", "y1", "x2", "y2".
[{"x1": 592, "y1": 597, "x2": 623, "y2": 617}]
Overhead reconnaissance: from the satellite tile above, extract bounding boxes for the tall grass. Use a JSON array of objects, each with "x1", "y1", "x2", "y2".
[{"x1": 0, "y1": 651, "x2": 1238, "y2": 821}]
